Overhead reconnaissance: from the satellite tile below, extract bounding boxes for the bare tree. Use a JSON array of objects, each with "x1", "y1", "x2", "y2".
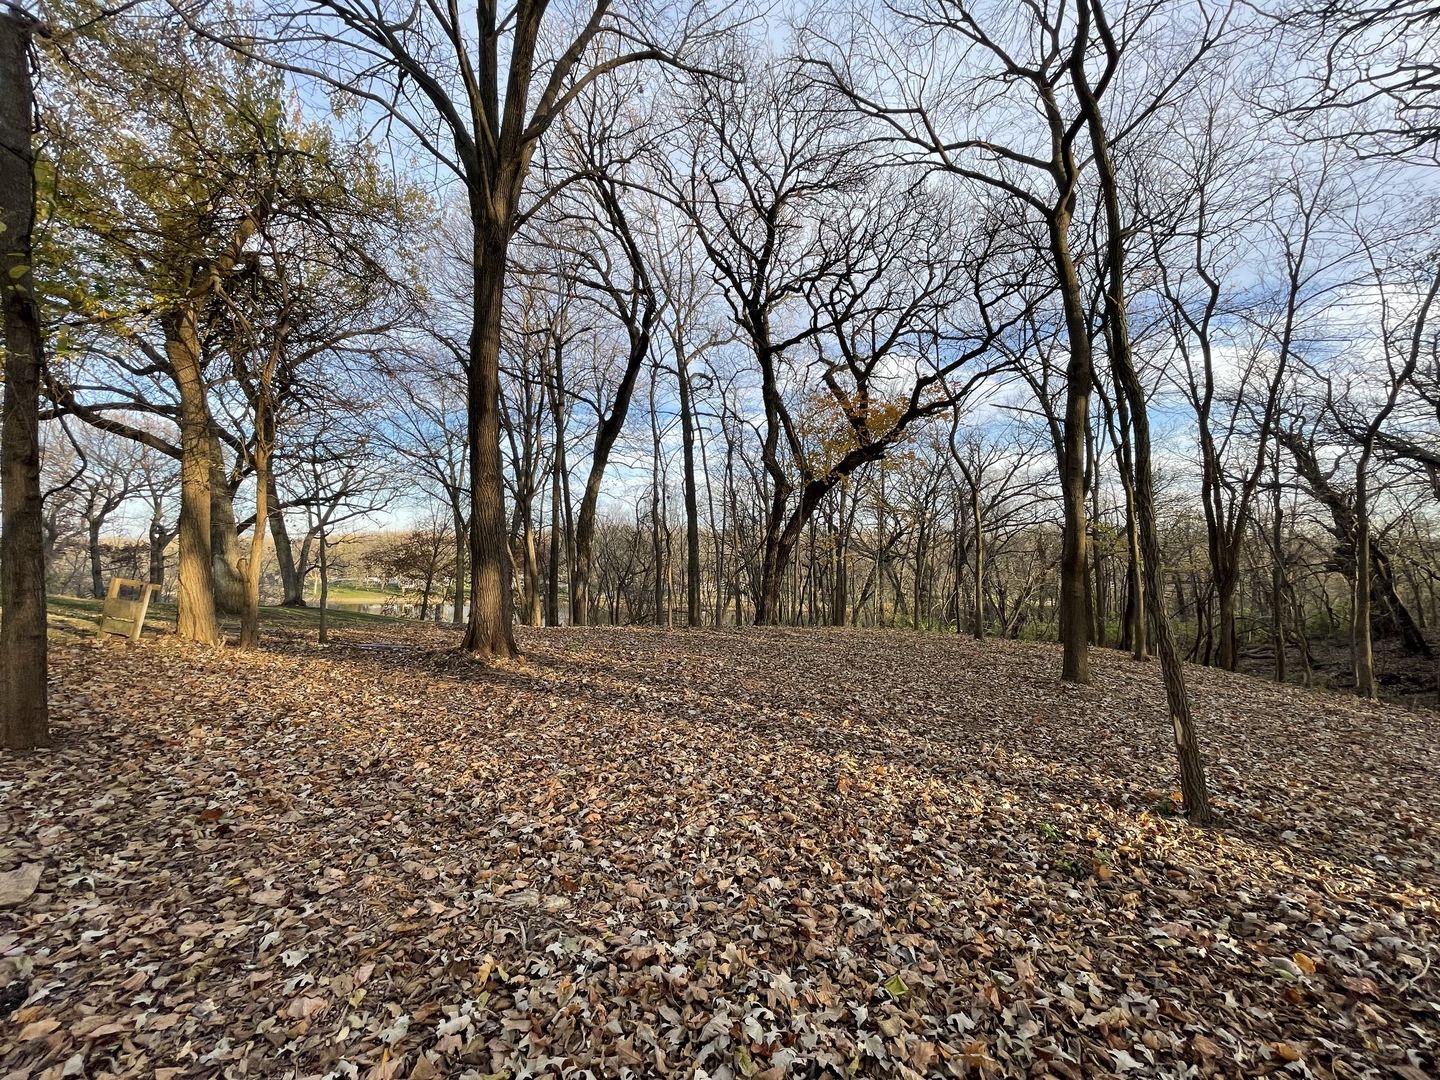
[{"x1": 214, "y1": 0, "x2": 711, "y2": 657}]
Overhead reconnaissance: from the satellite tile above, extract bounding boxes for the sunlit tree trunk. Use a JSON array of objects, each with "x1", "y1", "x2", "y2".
[
  {"x1": 463, "y1": 222, "x2": 519, "y2": 658},
  {"x1": 166, "y1": 307, "x2": 221, "y2": 645}
]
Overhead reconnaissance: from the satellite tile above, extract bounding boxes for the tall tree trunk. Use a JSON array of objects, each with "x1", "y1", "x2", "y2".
[
  {"x1": 452, "y1": 509, "x2": 467, "y2": 625},
  {"x1": 239, "y1": 442, "x2": 269, "y2": 650},
  {"x1": 88, "y1": 515, "x2": 104, "y2": 598},
  {"x1": 1352, "y1": 266, "x2": 1440, "y2": 696},
  {"x1": 1109, "y1": 386, "x2": 1146, "y2": 659},
  {"x1": 1, "y1": 8, "x2": 49, "y2": 749},
  {"x1": 522, "y1": 500, "x2": 542, "y2": 627},
  {"x1": 317, "y1": 519, "x2": 329, "y2": 645},
  {"x1": 1076, "y1": 32, "x2": 1209, "y2": 820},
  {"x1": 875, "y1": 465, "x2": 886, "y2": 628},
  {"x1": 1087, "y1": 421, "x2": 1105, "y2": 647},
  {"x1": 971, "y1": 483, "x2": 985, "y2": 640},
  {"x1": 463, "y1": 224, "x2": 518, "y2": 658},
  {"x1": 1216, "y1": 579, "x2": 1238, "y2": 671},
  {"x1": 1050, "y1": 211, "x2": 1094, "y2": 685},
  {"x1": 269, "y1": 473, "x2": 303, "y2": 606},
  {"x1": 167, "y1": 307, "x2": 221, "y2": 645},
  {"x1": 1271, "y1": 464, "x2": 1287, "y2": 683},
  {"x1": 676, "y1": 346, "x2": 702, "y2": 627},
  {"x1": 753, "y1": 335, "x2": 793, "y2": 626},
  {"x1": 545, "y1": 344, "x2": 568, "y2": 627},
  {"x1": 572, "y1": 374, "x2": 648, "y2": 626},
  {"x1": 546, "y1": 455, "x2": 562, "y2": 626},
  {"x1": 209, "y1": 435, "x2": 246, "y2": 614},
  {"x1": 649, "y1": 363, "x2": 666, "y2": 626},
  {"x1": 1354, "y1": 514, "x2": 1375, "y2": 697},
  {"x1": 148, "y1": 511, "x2": 169, "y2": 588}
]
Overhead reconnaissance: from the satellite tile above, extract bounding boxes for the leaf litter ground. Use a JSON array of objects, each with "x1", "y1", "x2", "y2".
[{"x1": 1, "y1": 626, "x2": 1437, "y2": 1080}]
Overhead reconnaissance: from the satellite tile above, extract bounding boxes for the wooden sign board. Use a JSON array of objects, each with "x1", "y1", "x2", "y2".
[{"x1": 100, "y1": 578, "x2": 159, "y2": 641}]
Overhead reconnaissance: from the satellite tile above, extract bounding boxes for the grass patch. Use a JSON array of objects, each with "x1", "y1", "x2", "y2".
[{"x1": 45, "y1": 594, "x2": 409, "y2": 642}]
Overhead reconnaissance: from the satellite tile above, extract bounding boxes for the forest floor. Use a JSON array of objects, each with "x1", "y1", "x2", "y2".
[{"x1": 1, "y1": 620, "x2": 1437, "y2": 1080}]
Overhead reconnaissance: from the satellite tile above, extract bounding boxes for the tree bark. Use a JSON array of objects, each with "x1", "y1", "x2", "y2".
[
  {"x1": 571, "y1": 329, "x2": 649, "y2": 628},
  {"x1": 269, "y1": 472, "x2": 303, "y2": 606},
  {"x1": 209, "y1": 435, "x2": 246, "y2": 614},
  {"x1": 1, "y1": 9, "x2": 49, "y2": 749},
  {"x1": 546, "y1": 456, "x2": 562, "y2": 626},
  {"x1": 166, "y1": 307, "x2": 221, "y2": 645},
  {"x1": 452, "y1": 512, "x2": 467, "y2": 625},
  {"x1": 1271, "y1": 479, "x2": 1286, "y2": 683},
  {"x1": 88, "y1": 514, "x2": 104, "y2": 598},
  {"x1": 148, "y1": 510, "x2": 170, "y2": 588},
  {"x1": 1074, "y1": 8, "x2": 1209, "y2": 820},
  {"x1": 971, "y1": 482, "x2": 985, "y2": 640},
  {"x1": 317, "y1": 518, "x2": 329, "y2": 645},
  {"x1": 1051, "y1": 209, "x2": 1094, "y2": 685},
  {"x1": 463, "y1": 223, "x2": 518, "y2": 658},
  {"x1": 676, "y1": 344, "x2": 702, "y2": 627},
  {"x1": 239, "y1": 446, "x2": 269, "y2": 649},
  {"x1": 522, "y1": 500, "x2": 542, "y2": 627},
  {"x1": 545, "y1": 336, "x2": 569, "y2": 627}
]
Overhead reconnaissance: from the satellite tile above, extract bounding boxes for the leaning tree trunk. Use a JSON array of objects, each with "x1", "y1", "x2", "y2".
[
  {"x1": 1078, "y1": 49, "x2": 1210, "y2": 822},
  {"x1": 1, "y1": 9, "x2": 49, "y2": 750},
  {"x1": 571, "y1": 334, "x2": 649, "y2": 628},
  {"x1": 463, "y1": 222, "x2": 518, "y2": 658}
]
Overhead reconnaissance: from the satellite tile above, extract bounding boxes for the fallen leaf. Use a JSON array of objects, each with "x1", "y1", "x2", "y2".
[{"x1": 0, "y1": 863, "x2": 42, "y2": 907}]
